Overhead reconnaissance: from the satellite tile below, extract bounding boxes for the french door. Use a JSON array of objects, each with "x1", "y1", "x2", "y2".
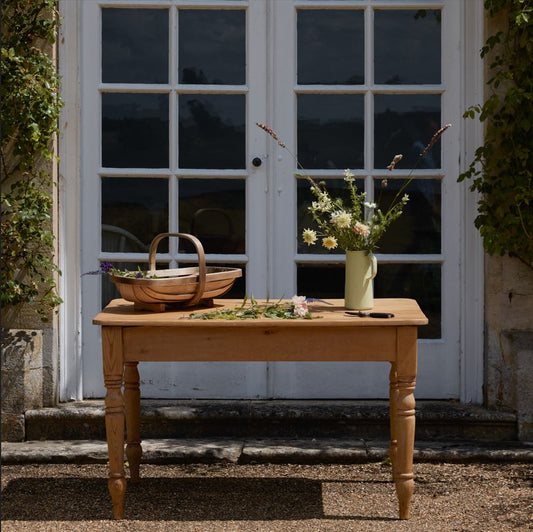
[{"x1": 80, "y1": 0, "x2": 463, "y2": 399}]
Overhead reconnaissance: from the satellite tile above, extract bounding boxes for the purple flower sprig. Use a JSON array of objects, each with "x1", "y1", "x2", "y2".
[
  {"x1": 81, "y1": 262, "x2": 114, "y2": 276},
  {"x1": 82, "y1": 262, "x2": 145, "y2": 278},
  {"x1": 100, "y1": 261, "x2": 115, "y2": 274}
]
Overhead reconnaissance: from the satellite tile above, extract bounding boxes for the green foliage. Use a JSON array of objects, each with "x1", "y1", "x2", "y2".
[
  {"x1": 1, "y1": 0, "x2": 63, "y2": 321},
  {"x1": 302, "y1": 169, "x2": 409, "y2": 254},
  {"x1": 459, "y1": 0, "x2": 533, "y2": 269}
]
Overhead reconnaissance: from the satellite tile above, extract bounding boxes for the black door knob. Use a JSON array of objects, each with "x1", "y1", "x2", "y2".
[{"x1": 252, "y1": 157, "x2": 262, "y2": 167}]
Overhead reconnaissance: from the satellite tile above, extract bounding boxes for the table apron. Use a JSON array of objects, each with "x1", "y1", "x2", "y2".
[{"x1": 120, "y1": 325, "x2": 404, "y2": 362}]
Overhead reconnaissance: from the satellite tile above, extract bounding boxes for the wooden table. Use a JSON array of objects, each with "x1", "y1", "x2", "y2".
[{"x1": 93, "y1": 298, "x2": 428, "y2": 520}]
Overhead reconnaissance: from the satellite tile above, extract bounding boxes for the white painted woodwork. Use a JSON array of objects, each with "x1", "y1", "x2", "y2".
[{"x1": 60, "y1": 0, "x2": 485, "y2": 401}]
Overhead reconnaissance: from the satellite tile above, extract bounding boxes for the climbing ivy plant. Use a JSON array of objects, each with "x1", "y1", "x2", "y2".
[
  {"x1": 459, "y1": 0, "x2": 533, "y2": 270},
  {"x1": 1, "y1": 0, "x2": 63, "y2": 321}
]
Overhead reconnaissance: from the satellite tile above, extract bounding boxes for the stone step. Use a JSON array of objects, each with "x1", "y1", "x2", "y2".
[
  {"x1": 24, "y1": 400, "x2": 518, "y2": 442},
  {"x1": 3, "y1": 438, "x2": 532, "y2": 465}
]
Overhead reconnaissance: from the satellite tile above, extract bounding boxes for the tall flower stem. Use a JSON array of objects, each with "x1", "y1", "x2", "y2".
[
  {"x1": 256, "y1": 122, "x2": 320, "y2": 186},
  {"x1": 257, "y1": 121, "x2": 451, "y2": 254},
  {"x1": 386, "y1": 123, "x2": 451, "y2": 212}
]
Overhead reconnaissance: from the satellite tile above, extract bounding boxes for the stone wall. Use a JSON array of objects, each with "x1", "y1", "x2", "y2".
[
  {"x1": 485, "y1": 255, "x2": 533, "y2": 440},
  {"x1": 1, "y1": 330, "x2": 44, "y2": 440},
  {"x1": 481, "y1": 8, "x2": 533, "y2": 442}
]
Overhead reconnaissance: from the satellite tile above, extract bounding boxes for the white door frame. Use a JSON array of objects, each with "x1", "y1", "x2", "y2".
[
  {"x1": 460, "y1": 0, "x2": 485, "y2": 403},
  {"x1": 58, "y1": 0, "x2": 82, "y2": 401},
  {"x1": 58, "y1": 0, "x2": 484, "y2": 403}
]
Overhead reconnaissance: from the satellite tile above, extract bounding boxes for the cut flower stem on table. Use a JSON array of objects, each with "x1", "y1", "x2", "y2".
[{"x1": 187, "y1": 295, "x2": 320, "y2": 320}]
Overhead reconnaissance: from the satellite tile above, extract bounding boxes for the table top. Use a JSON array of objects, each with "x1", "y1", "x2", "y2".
[{"x1": 93, "y1": 298, "x2": 428, "y2": 328}]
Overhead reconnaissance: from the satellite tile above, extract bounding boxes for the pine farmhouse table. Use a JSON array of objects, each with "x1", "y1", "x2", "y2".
[{"x1": 93, "y1": 297, "x2": 428, "y2": 520}]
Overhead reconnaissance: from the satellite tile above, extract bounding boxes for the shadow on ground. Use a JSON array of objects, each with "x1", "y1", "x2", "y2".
[{"x1": 1, "y1": 476, "x2": 396, "y2": 522}]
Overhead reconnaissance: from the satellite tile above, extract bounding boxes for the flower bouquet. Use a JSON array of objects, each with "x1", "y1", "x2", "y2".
[
  {"x1": 301, "y1": 163, "x2": 407, "y2": 254},
  {"x1": 257, "y1": 122, "x2": 451, "y2": 309}
]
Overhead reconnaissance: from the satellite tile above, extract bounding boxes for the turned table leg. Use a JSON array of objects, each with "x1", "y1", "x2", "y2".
[
  {"x1": 124, "y1": 361, "x2": 142, "y2": 482},
  {"x1": 389, "y1": 362, "x2": 399, "y2": 478},
  {"x1": 393, "y1": 327, "x2": 418, "y2": 520},
  {"x1": 102, "y1": 327, "x2": 127, "y2": 520}
]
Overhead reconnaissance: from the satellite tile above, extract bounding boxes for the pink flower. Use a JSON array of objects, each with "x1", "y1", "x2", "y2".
[
  {"x1": 353, "y1": 222, "x2": 370, "y2": 237},
  {"x1": 291, "y1": 295, "x2": 309, "y2": 317}
]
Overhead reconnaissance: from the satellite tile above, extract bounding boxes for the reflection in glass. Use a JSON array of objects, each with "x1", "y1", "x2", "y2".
[
  {"x1": 297, "y1": 178, "x2": 365, "y2": 254},
  {"x1": 179, "y1": 10, "x2": 245, "y2": 85},
  {"x1": 374, "y1": 94, "x2": 441, "y2": 169},
  {"x1": 374, "y1": 263, "x2": 441, "y2": 338},
  {"x1": 102, "y1": 93, "x2": 169, "y2": 168},
  {"x1": 298, "y1": 95, "x2": 364, "y2": 169},
  {"x1": 298, "y1": 10, "x2": 364, "y2": 85},
  {"x1": 179, "y1": 95, "x2": 245, "y2": 169},
  {"x1": 178, "y1": 179, "x2": 245, "y2": 254},
  {"x1": 297, "y1": 264, "x2": 345, "y2": 300},
  {"x1": 373, "y1": 178, "x2": 441, "y2": 254},
  {"x1": 102, "y1": 8, "x2": 169, "y2": 84},
  {"x1": 375, "y1": 10, "x2": 441, "y2": 85},
  {"x1": 101, "y1": 178, "x2": 168, "y2": 252}
]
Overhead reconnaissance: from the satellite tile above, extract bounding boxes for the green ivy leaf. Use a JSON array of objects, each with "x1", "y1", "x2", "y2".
[
  {"x1": 461, "y1": 0, "x2": 533, "y2": 269},
  {"x1": 1, "y1": 0, "x2": 63, "y2": 321}
]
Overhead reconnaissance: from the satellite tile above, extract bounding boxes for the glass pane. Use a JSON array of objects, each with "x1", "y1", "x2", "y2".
[
  {"x1": 373, "y1": 179, "x2": 441, "y2": 254},
  {"x1": 374, "y1": 263, "x2": 441, "y2": 339},
  {"x1": 178, "y1": 179, "x2": 245, "y2": 254},
  {"x1": 298, "y1": 9, "x2": 364, "y2": 85},
  {"x1": 102, "y1": 8, "x2": 168, "y2": 84},
  {"x1": 179, "y1": 95, "x2": 245, "y2": 169},
  {"x1": 102, "y1": 93, "x2": 169, "y2": 168},
  {"x1": 297, "y1": 178, "x2": 365, "y2": 254},
  {"x1": 101, "y1": 178, "x2": 168, "y2": 252},
  {"x1": 297, "y1": 264, "x2": 345, "y2": 299},
  {"x1": 179, "y1": 10, "x2": 245, "y2": 85},
  {"x1": 298, "y1": 95, "x2": 364, "y2": 169},
  {"x1": 374, "y1": 94, "x2": 441, "y2": 169},
  {"x1": 375, "y1": 10, "x2": 441, "y2": 85}
]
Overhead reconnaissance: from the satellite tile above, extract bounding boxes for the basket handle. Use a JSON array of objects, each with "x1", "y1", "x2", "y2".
[{"x1": 148, "y1": 233, "x2": 206, "y2": 307}]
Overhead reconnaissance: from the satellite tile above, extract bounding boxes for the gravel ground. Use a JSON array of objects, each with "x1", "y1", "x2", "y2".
[{"x1": 2, "y1": 462, "x2": 532, "y2": 531}]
